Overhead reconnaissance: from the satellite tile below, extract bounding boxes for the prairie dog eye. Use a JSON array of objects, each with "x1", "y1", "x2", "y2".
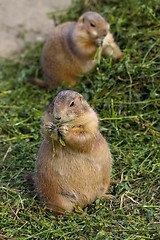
[
  {"x1": 90, "y1": 22, "x2": 96, "y2": 27},
  {"x1": 69, "y1": 101, "x2": 75, "y2": 107}
]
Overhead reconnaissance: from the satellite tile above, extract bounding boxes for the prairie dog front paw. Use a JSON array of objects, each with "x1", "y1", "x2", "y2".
[
  {"x1": 45, "y1": 122, "x2": 56, "y2": 132},
  {"x1": 102, "y1": 32, "x2": 122, "y2": 59},
  {"x1": 58, "y1": 125, "x2": 69, "y2": 137}
]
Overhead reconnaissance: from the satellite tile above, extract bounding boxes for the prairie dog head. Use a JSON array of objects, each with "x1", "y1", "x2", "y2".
[
  {"x1": 47, "y1": 90, "x2": 98, "y2": 128},
  {"x1": 76, "y1": 11, "x2": 110, "y2": 46}
]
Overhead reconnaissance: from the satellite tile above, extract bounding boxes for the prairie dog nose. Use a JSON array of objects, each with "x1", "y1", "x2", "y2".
[{"x1": 54, "y1": 117, "x2": 61, "y2": 122}]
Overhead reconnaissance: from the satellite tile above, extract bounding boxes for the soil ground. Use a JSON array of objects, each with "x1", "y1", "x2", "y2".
[{"x1": 0, "y1": 0, "x2": 71, "y2": 59}]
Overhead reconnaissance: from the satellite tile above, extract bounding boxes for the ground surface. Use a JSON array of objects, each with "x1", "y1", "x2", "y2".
[
  {"x1": 0, "y1": 0, "x2": 160, "y2": 239},
  {"x1": 0, "y1": 0, "x2": 71, "y2": 59}
]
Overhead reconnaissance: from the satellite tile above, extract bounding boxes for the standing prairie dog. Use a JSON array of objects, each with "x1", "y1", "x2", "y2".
[
  {"x1": 30, "y1": 11, "x2": 122, "y2": 89},
  {"x1": 34, "y1": 90, "x2": 113, "y2": 213}
]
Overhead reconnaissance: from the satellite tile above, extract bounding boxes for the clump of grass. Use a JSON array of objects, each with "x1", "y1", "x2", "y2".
[
  {"x1": 0, "y1": 0, "x2": 159, "y2": 239},
  {"x1": 93, "y1": 45, "x2": 103, "y2": 65}
]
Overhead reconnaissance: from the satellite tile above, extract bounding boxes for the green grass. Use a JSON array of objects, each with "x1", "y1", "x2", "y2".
[{"x1": 0, "y1": 0, "x2": 159, "y2": 239}]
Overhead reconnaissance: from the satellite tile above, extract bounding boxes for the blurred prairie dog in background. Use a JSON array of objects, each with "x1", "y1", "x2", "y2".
[
  {"x1": 34, "y1": 90, "x2": 113, "y2": 213},
  {"x1": 29, "y1": 11, "x2": 122, "y2": 89}
]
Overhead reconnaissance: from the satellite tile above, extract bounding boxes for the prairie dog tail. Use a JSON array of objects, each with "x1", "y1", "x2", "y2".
[{"x1": 28, "y1": 77, "x2": 49, "y2": 88}]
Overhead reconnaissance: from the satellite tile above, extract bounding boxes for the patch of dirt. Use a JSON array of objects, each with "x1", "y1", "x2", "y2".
[{"x1": 0, "y1": 0, "x2": 71, "y2": 60}]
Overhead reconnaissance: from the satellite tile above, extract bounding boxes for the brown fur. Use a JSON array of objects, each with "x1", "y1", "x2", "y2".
[
  {"x1": 34, "y1": 90, "x2": 112, "y2": 213},
  {"x1": 30, "y1": 11, "x2": 122, "y2": 89}
]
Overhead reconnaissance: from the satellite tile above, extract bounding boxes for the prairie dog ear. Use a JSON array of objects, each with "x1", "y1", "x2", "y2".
[
  {"x1": 78, "y1": 95, "x2": 84, "y2": 101},
  {"x1": 78, "y1": 16, "x2": 85, "y2": 24}
]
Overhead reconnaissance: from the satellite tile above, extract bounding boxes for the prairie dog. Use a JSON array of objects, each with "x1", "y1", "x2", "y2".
[
  {"x1": 34, "y1": 90, "x2": 112, "y2": 213},
  {"x1": 30, "y1": 11, "x2": 122, "y2": 89}
]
